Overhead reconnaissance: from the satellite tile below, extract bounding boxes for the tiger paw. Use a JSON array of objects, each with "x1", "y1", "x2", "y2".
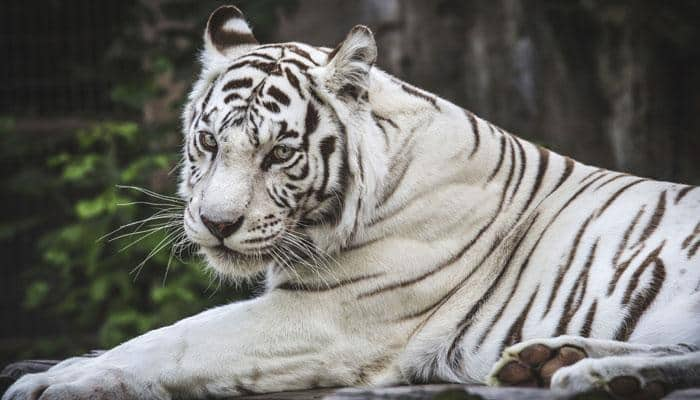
[
  {"x1": 487, "y1": 339, "x2": 587, "y2": 387},
  {"x1": 551, "y1": 359, "x2": 667, "y2": 400},
  {"x1": 2, "y1": 366, "x2": 168, "y2": 400}
]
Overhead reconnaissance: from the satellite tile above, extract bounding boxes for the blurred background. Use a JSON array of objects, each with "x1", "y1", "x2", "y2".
[{"x1": 1, "y1": 0, "x2": 698, "y2": 367}]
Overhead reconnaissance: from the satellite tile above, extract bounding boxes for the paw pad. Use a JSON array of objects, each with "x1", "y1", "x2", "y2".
[
  {"x1": 608, "y1": 376, "x2": 640, "y2": 396},
  {"x1": 608, "y1": 376, "x2": 665, "y2": 400},
  {"x1": 495, "y1": 361, "x2": 534, "y2": 386},
  {"x1": 496, "y1": 344, "x2": 586, "y2": 387}
]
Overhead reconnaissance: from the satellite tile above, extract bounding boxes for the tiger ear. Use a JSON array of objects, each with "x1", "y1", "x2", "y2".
[
  {"x1": 203, "y1": 6, "x2": 258, "y2": 60},
  {"x1": 323, "y1": 25, "x2": 377, "y2": 100}
]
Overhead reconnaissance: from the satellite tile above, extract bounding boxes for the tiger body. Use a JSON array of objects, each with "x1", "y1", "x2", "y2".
[{"x1": 5, "y1": 6, "x2": 699, "y2": 400}]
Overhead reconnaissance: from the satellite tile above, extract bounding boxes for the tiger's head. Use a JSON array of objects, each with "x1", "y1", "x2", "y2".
[{"x1": 180, "y1": 6, "x2": 385, "y2": 279}]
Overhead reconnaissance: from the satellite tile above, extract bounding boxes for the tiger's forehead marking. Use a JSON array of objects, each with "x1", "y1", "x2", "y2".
[{"x1": 191, "y1": 43, "x2": 329, "y2": 148}]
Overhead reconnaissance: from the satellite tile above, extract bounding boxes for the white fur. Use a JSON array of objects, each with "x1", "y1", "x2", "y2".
[
  {"x1": 5, "y1": 15, "x2": 700, "y2": 400},
  {"x1": 222, "y1": 19, "x2": 252, "y2": 34}
]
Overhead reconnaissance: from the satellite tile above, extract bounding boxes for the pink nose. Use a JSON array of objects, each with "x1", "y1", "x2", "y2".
[{"x1": 200, "y1": 215, "x2": 244, "y2": 240}]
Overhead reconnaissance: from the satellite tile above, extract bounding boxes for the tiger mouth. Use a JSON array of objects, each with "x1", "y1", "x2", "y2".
[{"x1": 211, "y1": 244, "x2": 273, "y2": 261}]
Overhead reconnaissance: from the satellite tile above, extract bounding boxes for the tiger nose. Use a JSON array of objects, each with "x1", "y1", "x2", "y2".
[{"x1": 200, "y1": 214, "x2": 244, "y2": 240}]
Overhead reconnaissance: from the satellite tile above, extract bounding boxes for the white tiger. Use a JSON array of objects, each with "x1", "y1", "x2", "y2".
[{"x1": 5, "y1": 6, "x2": 699, "y2": 400}]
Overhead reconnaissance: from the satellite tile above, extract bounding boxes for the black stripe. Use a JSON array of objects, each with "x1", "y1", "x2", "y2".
[
  {"x1": 394, "y1": 288, "x2": 457, "y2": 322},
  {"x1": 371, "y1": 112, "x2": 398, "y2": 129},
  {"x1": 460, "y1": 214, "x2": 540, "y2": 351},
  {"x1": 461, "y1": 214, "x2": 540, "y2": 329},
  {"x1": 612, "y1": 205, "x2": 646, "y2": 267},
  {"x1": 267, "y1": 85, "x2": 291, "y2": 106},
  {"x1": 543, "y1": 215, "x2": 594, "y2": 317},
  {"x1": 502, "y1": 285, "x2": 539, "y2": 350},
  {"x1": 286, "y1": 160, "x2": 309, "y2": 181},
  {"x1": 223, "y1": 78, "x2": 253, "y2": 91},
  {"x1": 376, "y1": 154, "x2": 412, "y2": 209},
  {"x1": 689, "y1": 241, "x2": 700, "y2": 259},
  {"x1": 519, "y1": 146, "x2": 549, "y2": 215},
  {"x1": 509, "y1": 138, "x2": 527, "y2": 204},
  {"x1": 607, "y1": 246, "x2": 643, "y2": 296},
  {"x1": 594, "y1": 173, "x2": 627, "y2": 191},
  {"x1": 227, "y1": 60, "x2": 278, "y2": 74},
  {"x1": 550, "y1": 157, "x2": 575, "y2": 194},
  {"x1": 633, "y1": 190, "x2": 666, "y2": 246},
  {"x1": 615, "y1": 243, "x2": 666, "y2": 340},
  {"x1": 201, "y1": 80, "x2": 216, "y2": 111},
  {"x1": 487, "y1": 135, "x2": 507, "y2": 182},
  {"x1": 578, "y1": 168, "x2": 604, "y2": 184},
  {"x1": 224, "y1": 93, "x2": 243, "y2": 103},
  {"x1": 675, "y1": 185, "x2": 696, "y2": 204},
  {"x1": 555, "y1": 239, "x2": 599, "y2": 335},
  {"x1": 580, "y1": 300, "x2": 597, "y2": 337},
  {"x1": 262, "y1": 101, "x2": 280, "y2": 113},
  {"x1": 284, "y1": 67, "x2": 305, "y2": 99},
  {"x1": 476, "y1": 215, "x2": 550, "y2": 347},
  {"x1": 371, "y1": 113, "x2": 389, "y2": 147},
  {"x1": 283, "y1": 58, "x2": 311, "y2": 71},
  {"x1": 243, "y1": 52, "x2": 276, "y2": 61},
  {"x1": 273, "y1": 272, "x2": 384, "y2": 292},
  {"x1": 316, "y1": 137, "x2": 337, "y2": 202},
  {"x1": 400, "y1": 83, "x2": 439, "y2": 110},
  {"x1": 621, "y1": 241, "x2": 665, "y2": 305},
  {"x1": 267, "y1": 187, "x2": 286, "y2": 208},
  {"x1": 277, "y1": 129, "x2": 299, "y2": 141},
  {"x1": 595, "y1": 178, "x2": 646, "y2": 218},
  {"x1": 465, "y1": 109, "x2": 480, "y2": 158},
  {"x1": 503, "y1": 137, "x2": 517, "y2": 198},
  {"x1": 285, "y1": 44, "x2": 318, "y2": 65},
  {"x1": 552, "y1": 172, "x2": 607, "y2": 218},
  {"x1": 303, "y1": 102, "x2": 320, "y2": 150},
  {"x1": 682, "y1": 223, "x2": 700, "y2": 251}
]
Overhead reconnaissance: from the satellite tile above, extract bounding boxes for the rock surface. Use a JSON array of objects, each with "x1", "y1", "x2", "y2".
[{"x1": 3, "y1": 360, "x2": 700, "y2": 399}]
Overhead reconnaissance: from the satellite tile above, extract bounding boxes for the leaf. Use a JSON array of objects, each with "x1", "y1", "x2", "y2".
[
  {"x1": 24, "y1": 281, "x2": 50, "y2": 309},
  {"x1": 62, "y1": 154, "x2": 100, "y2": 181},
  {"x1": 76, "y1": 197, "x2": 107, "y2": 219}
]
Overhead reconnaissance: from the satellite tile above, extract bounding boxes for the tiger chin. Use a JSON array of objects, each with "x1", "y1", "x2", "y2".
[{"x1": 5, "y1": 5, "x2": 699, "y2": 400}]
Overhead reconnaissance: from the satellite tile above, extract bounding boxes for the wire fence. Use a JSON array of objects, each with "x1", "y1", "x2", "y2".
[{"x1": 0, "y1": 1, "x2": 133, "y2": 116}]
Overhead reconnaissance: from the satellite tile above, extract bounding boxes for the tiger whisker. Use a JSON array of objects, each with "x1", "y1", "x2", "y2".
[
  {"x1": 111, "y1": 221, "x2": 182, "y2": 245},
  {"x1": 168, "y1": 157, "x2": 185, "y2": 176},
  {"x1": 116, "y1": 185, "x2": 185, "y2": 204},
  {"x1": 130, "y1": 229, "x2": 183, "y2": 280},
  {"x1": 163, "y1": 231, "x2": 189, "y2": 286},
  {"x1": 98, "y1": 209, "x2": 182, "y2": 242},
  {"x1": 285, "y1": 227, "x2": 342, "y2": 270},
  {"x1": 116, "y1": 201, "x2": 185, "y2": 208}
]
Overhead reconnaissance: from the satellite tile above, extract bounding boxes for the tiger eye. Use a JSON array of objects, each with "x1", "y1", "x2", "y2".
[
  {"x1": 272, "y1": 145, "x2": 294, "y2": 162},
  {"x1": 199, "y1": 132, "x2": 218, "y2": 152}
]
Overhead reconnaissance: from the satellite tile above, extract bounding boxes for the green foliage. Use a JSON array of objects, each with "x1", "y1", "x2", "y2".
[{"x1": 3, "y1": 117, "x2": 244, "y2": 360}]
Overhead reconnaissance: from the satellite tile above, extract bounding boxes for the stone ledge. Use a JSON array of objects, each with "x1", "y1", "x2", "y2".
[
  {"x1": 238, "y1": 385, "x2": 700, "y2": 400},
  {"x1": 3, "y1": 360, "x2": 699, "y2": 399}
]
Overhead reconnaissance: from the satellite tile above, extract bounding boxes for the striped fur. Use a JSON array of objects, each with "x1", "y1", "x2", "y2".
[{"x1": 5, "y1": 6, "x2": 699, "y2": 400}]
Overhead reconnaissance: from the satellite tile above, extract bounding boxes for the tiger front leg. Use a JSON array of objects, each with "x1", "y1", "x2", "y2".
[
  {"x1": 487, "y1": 335, "x2": 698, "y2": 398},
  {"x1": 3, "y1": 293, "x2": 395, "y2": 400}
]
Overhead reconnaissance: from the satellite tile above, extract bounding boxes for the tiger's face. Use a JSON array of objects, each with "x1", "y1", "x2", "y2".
[{"x1": 179, "y1": 6, "x2": 376, "y2": 278}]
